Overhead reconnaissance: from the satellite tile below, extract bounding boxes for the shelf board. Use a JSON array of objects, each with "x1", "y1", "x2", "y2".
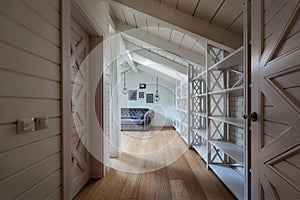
[
  {"x1": 209, "y1": 140, "x2": 244, "y2": 164},
  {"x1": 192, "y1": 112, "x2": 207, "y2": 117},
  {"x1": 193, "y1": 128, "x2": 207, "y2": 139},
  {"x1": 193, "y1": 144, "x2": 208, "y2": 161},
  {"x1": 208, "y1": 86, "x2": 243, "y2": 95},
  {"x1": 208, "y1": 47, "x2": 244, "y2": 71},
  {"x1": 192, "y1": 71, "x2": 206, "y2": 81},
  {"x1": 181, "y1": 135, "x2": 189, "y2": 145},
  {"x1": 176, "y1": 109, "x2": 188, "y2": 113},
  {"x1": 181, "y1": 122, "x2": 188, "y2": 127},
  {"x1": 209, "y1": 117, "x2": 244, "y2": 128},
  {"x1": 192, "y1": 93, "x2": 206, "y2": 97},
  {"x1": 176, "y1": 97, "x2": 188, "y2": 100},
  {"x1": 209, "y1": 164, "x2": 244, "y2": 200}
]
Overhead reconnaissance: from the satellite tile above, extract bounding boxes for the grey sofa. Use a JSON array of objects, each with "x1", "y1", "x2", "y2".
[{"x1": 121, "y1": 108, "x2": 154, "y2": 131}]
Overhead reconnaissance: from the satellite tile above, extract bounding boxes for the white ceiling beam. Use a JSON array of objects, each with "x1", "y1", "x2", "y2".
[
  {"x1": 116, "y1": 21, "x2": 205, "y2": 67},
  {"x1": 109, "y1": 0, "x2": 243, "y2": 51},
  {"x1": 120, "y1": 62, "x2": 138, "y2": 73},
  {"x1": 133, "y1": 55, "x2": 182, "y2": 81},
  {"x1": 119, "y1": 38, "x2": 139, "y2": 73},
  {"x1": 131, "y1": 53, "x2": 183, "y2": 80},
  {"x1": 120, "y1": 62, "x2": 177, "y2": 83},
  {"x1": 137, "y1": 65, "x2": 177, "y2": 84},
  {"x1": 125, "y1": 41, "x2": 187, "y2": 75}
]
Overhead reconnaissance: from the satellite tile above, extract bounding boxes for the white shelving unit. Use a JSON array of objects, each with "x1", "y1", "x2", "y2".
[
  {"x1": 209, "y1": 164, "x2": 244, "y2": 199},
  {"x1": 189, "y1": 62, "x2": 208, "y2": 162},
  {"x1": 174, "y1": 74, "x2": 190, "y2": 145},
  {"x1": 189, "y1": 45, "x2": 247, "y2": 199}
]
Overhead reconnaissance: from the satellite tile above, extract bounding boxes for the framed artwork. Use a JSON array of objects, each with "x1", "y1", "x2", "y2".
[
  {"x1": 139, "y1": 92, "x2": 144, "y2": 98},
  {"x1": 139, "y1": 83, "x2": 146, "y2": 89},
  {"x1": 146, "y1": 93, "x2": 153, "y2": 103},
  {"x1": 128, "y1": 90, "x2": 137, "y2": 101}
]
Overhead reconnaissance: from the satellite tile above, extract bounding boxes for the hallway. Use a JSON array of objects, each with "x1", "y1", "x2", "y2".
[{"x1": 75, "y1": 128, "x2": 235, "y2": 200}]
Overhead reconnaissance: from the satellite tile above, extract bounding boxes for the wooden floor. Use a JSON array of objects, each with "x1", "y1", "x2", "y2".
[{"x1": 75, "y1": 128, "x2": 235, "y2": 200}]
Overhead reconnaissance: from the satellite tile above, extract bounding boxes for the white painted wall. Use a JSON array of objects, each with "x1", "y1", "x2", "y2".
[
  {"x1": 120, "y1": 70, "x2": 176, "y2": 126},
  {"x1": 0, "y1": 0, "x2": 61, "y2": 198}
]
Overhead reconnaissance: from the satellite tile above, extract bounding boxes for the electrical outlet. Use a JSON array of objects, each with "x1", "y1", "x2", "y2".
[{"x1": 17, "y1": 118, "x2": 35, "y2": 134}]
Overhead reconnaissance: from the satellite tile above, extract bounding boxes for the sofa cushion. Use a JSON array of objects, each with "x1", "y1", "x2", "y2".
[
  {"x1": 121, "y1": 108, "x2": 149, "y2": 118},
  {"x1": 122, "y1": 119, "x2": 144, "y2": 125}
]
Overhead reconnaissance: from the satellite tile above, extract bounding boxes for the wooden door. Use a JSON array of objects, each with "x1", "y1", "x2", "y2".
[
  {"x1": 251, "y1": 0, "x2": 300, "y2": 199},
  {"x1": 70, "y1": 17, "x2": 91, "y2": 199}
]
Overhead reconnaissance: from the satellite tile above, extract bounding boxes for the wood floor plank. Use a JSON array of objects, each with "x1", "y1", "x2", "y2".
[
  {"x1": 170, "y1": 180, "x2": 190, "y2": 200},
  {"x1": 120, "y1": 158, "x2": 143, "y2": 199},
  {"x1": 74, "y1": 129, "x2": 235, "y2": 200},
  {"x1": 184, "y1": 150, "x2": 235, "y2": 200},
  {"x1": 154, "y1": 167, "x2": 172, "y2": 200},
  {"x1": 175, "y1": 155, "x2": 208, "y2": 200},
  {"x1": 137, "y1": 172, "x2": 155, "y2": 200}
]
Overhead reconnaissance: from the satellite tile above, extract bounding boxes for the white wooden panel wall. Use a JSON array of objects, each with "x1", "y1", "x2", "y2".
[{"x1": 0, "y1": 0, "x2": 62, "y2": 199}]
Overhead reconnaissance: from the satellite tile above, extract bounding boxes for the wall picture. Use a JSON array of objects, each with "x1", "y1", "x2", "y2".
[
  {"x1": 139, "y1": 92, "x2": 144, "y2": 98},
  {"x1": 146, "y1": 93, "x2": 153, "y2": 103},
  {"x1": 139, "y1": 83, "x2": 146, "y2": 89},
  {"x1": 128, "y1": 90, "x2": 137, "y2": 101}
]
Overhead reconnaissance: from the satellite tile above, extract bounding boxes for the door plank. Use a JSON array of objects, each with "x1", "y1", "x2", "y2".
[
  {"x1": 264, "y1": 120, "x2": 289, "y2": 139},
  {"x1": 260, "y1": 128, "x2": 299, "y2": 163},
  {"x1": 264, "y1": 0, "x2": 289, "y2": 25},
  {"x1": 263, "y1": 164, "x2": 300, "y2": 199},
  {"x1": 263, "y1": 48, "x2": 300, "y2": 78},
  {"x1": 276, "y1": 31, "x2": 300, "y2": 58},
  {"x1": 260, "y1": 0, "x2": 300, "y2": 67},
  {"x1": 261, "y1": 79, "x2": 300, "y2": 129},
  {"x1": 272, "y1": 160, "x2": 300, "y2": 188}
]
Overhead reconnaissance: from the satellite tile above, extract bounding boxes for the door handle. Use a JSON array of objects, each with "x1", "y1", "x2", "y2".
[{"x1": 243, "y1": 112, "x2": 258, "y2": 122}]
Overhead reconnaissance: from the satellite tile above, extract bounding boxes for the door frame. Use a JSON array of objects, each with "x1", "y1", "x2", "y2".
[
  {"x1": 61, "y1": 0, "x2": 105, "y2": 199},
  {"x1": 243, "y1": 0, "x2": 251, "y2": 199}
]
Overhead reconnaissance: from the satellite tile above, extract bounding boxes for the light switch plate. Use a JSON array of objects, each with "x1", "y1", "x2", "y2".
[
  {"x1": 35, "y1": 117, "x2": 49, "y2": 130},
  {"x1": 17, "y1": 118, "x2": 35, "y2": 134}
]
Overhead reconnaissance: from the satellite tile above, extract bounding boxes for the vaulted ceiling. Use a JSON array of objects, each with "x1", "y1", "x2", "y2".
[
  {"x1": 107, "y1": 0, "x2": 244, "y2": 81},
  {"x1": 154, "y1": 0, "x2": 244, "y2": 35}
]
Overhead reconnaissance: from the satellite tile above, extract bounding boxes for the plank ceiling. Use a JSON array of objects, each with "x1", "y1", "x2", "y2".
[
  {"x1": 109, "y1": 0, "x2": 243, "y2": 72},
  {"x1": 156, "y1": 0, "x2": 244, "y2": 35},
  {"x1": 122, "y1": 34, "x2": 190, "y2": 68}
]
